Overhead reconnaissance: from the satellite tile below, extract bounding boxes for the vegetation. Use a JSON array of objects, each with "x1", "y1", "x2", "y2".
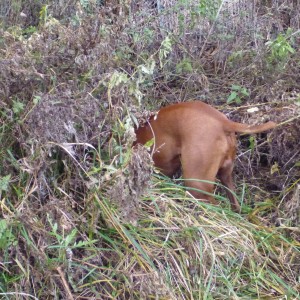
[{"x1": 0, "y1": 0, "x2": 299, "y2": 299}]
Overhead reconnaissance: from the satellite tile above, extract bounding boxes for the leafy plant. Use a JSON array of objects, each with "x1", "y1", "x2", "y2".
[
  {"x1": 198, "y1": 0, "x2": 222, "y2": 20},
  {"x1": 248, "y1": 136, "x2": 255, "y2": 151},
  {"x1": 39, "y1": 5, "x2": 49, "y2": 25},
  {"x1": 0, "y1": 175, "x2": 10, "y2": 194},
  {"x1": 46, "y1": 215, "x2": 97, "y2": 261},
  {"x1": 22, "y1": 25, "x2": 37, "y2": 38},
  {"x1": 159, "y1": 36, "x2": 172, "y2": 68},
  {"x1": 0, "y1": 219, "x2": 17, "y2": 249},
  {"x1": 227, "y1": 85, "x2": 249, "y2": 104},
  {"x1": 12, "y1": 99, "x2": 25, "y2": 115},
  {"x1": 176, "y1": 58, "x2": 193, "y2": 74},
  {"x1": 265, "y1": 28, "x2": 295, "y2": 65}
]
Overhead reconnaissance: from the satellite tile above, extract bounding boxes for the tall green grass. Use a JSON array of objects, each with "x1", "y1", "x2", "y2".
[{"x1": 1, "y1": 172, "x2": 299, "y2": 299}]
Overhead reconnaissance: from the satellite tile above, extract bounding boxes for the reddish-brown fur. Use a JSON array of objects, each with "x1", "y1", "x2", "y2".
[{"x1": 134, "y1": 101, "x2": 276, "y2": 212}]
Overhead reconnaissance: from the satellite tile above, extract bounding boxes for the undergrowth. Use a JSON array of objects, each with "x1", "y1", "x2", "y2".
[
  {"x1": 1, "y1": 173, "x2": 299, "y2": 299},
  {"x1": 0, "y1": 1, "x2": 300, "y2": 299}
]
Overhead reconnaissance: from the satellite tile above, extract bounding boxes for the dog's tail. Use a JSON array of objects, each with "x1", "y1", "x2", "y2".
[{"x1": 226, "y1": 121, "x2": 276, "y2": 134}]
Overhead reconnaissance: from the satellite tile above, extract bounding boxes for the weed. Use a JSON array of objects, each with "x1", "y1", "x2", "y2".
[{"x1": 227, "y1": 84, "x2": 249, "y2": 104}]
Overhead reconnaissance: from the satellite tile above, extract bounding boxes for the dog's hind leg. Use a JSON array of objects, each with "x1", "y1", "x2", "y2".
[
  {"x1": 180, "y1": 145, "x2": 221, "y2": 206},
  {"x1": 217, "y1": 160, "x2": 240, "y2": 212}
]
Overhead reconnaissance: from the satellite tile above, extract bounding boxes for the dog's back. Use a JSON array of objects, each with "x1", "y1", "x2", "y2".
[{"x1": 135, "y1": 101, "x2": 276, "y2": 211}]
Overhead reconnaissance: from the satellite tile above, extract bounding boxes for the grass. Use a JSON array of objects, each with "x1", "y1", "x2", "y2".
[{"x1": 0, "y1": 170, "x2": 299, "y2": 299}]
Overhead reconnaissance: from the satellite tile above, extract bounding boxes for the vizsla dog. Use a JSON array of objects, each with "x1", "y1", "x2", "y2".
[{"x1": 134, "y1": 101, "x2": 276, "y2": 212}]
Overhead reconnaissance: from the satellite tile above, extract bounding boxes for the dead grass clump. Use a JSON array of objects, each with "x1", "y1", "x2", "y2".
[
  {"x1": 0, "y1": 12, "x2": 142, "y2": 212},
  {"x1": 225, "y1": 100, "x2": 299, "y2": 205},
  {"x1": 278, "y1": 184, "x2": 300, "y2": 238},
  {"x1": 24, "y1": 92, "x2": 106, "y2": 144},
  {"x1": 107, "y1": 145, "x2": 153, "y2": 223},
  {"x1": 269, "y1": 106, "x2": 300, "y2": 189}
]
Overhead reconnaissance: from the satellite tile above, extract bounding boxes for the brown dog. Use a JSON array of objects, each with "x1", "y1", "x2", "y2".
[{"x1": 134, "y1": 101, "x2": 276, "y2": 212}]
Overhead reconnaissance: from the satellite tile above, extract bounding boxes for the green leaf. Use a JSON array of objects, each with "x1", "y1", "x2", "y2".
[
  {"x1": 249, "y1": 136, "x2": 255, "y2": 151},
  {"x1": 0, "y1": 220, "x2": 16, "y2": 249},
  {"x1": 109, "y1": 71, "x2": 129, "y2": 89},
  {"x1": 176, "y1": 58, "x2": 193, "y2": 74},
  {"x1": 0, "y1": 175, "x2": 11, "y2": 192},
  {"x1": 227, "y1": 91, "x2": 237, "y2": 103},
  {"x1": 140, "y1": 58, "x2": 155, "y2": 75},
  {"x1": 65, "y1": 229, "x2": 77, "y2": 246},
  {"x1": 241, "y1": 88, "x2": 249, "y2": 96},
  {"x1": 231, "y1": 84, "x2": 241, "y2": 91},
  {"x1": 12, "y1": 100, "x2": 24, "y2": 114},
  {"x1": 33, "y1": 96, "x2": 41, "y2": 105},
  {"x1": 144, "y1": 138, "x2": 154, "y2": 148},
  {"x1": 159, "y1": 36, "x2": 173, "y2": 67},
  {"x1": 235, "y1": 96, "x2": 242, "y2": 104}
]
